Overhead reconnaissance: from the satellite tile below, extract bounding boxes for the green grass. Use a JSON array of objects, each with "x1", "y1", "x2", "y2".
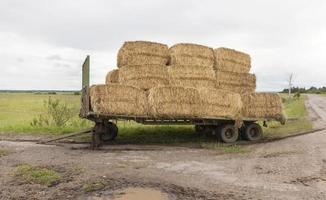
[
  {"x1": 0, "y1": 148, "x2": 10, "y2": 157},
  {"x1": 0, "y1": 93, "x2": 92, "y2": 135},
  {"x1": 263, "y1": 95, "x2": 312, "y2": 138},
  {"x1": 0, "y1": 92, "x2": 313, "y2": 145},
  {"x1": 82, "y1": 181, "x2": 106, "y2": 192},
  {"x1": 14, "y1": 164, "x2": 62, "y2": 186}
]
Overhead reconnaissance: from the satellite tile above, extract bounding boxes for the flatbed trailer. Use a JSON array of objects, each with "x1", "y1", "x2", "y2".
[{"x1": 79, "y1": 56, "x2": 286, "y2": 148}]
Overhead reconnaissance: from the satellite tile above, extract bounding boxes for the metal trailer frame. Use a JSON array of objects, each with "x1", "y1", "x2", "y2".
[{"x1": 79, "y1": 56, "x2": 286, "y2": 148}]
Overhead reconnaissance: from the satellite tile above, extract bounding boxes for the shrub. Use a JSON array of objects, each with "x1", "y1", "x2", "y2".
[
  {"x1": 31, "y1": 97, "x2": 76, "y2": 127},
  {"x1": 294, "y1": 92, "x2": 301, "y2": 99},
  {"x1": 48, "y1": 92, "x2": 57, "y2": 95}
]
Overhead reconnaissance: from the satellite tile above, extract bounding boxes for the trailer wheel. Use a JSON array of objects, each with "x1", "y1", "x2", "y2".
[
  {"x1": 218, "y1": 124, "x2": 239, "y2": 143},
  {"x1": 195, "y1": 125, "x2": 206, "y2": 134},
  {"x1": 243, "y1": 123, "x2": 262, "y2": 141},
  {"x1": 99, "y1": 122, "x2": 118, "y2": 142}
]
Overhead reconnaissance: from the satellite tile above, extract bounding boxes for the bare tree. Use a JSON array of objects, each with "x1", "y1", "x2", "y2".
[{"x1": 288, "y1": 73, "x2": 294, "y2": 98}]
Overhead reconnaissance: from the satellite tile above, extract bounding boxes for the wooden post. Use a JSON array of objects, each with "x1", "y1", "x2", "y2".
[
  {"x1": 82, "y1": 55, "x2": 90, "y2": 89},
  {"x1": 80, "y1": 56, "x2": 90, "y2": 118}
]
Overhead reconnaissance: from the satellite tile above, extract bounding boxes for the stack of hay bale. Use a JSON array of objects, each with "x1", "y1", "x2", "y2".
[
  {"x1": 117, "y1": 41, "x2": 170, "y2": 90},
  {"x1": 150, "y1": 43, "x2": 242, "y2": 118},
  {"x1": 92, "y1": 41, "x2": 170, "y2": 116},
  {"x1": 89, "y1": 84, "x2": 147, "y2": 116},
  {"x1": 105, "y1": 69, "x2": 119, "y2": 84},
  {"x1": 214, "y1": 47, "x2": 256, "y2": 94},
  {"x1": 213, "y1": 47, "x2": 283, "y2": 119},
  {"x1": 168, "y1": 43, "x2": 215, "y2": 89},
  {"x1": 90, "y1": 40, "x2": 284, "y2": 121},
  {"x1": 241, "y1": 92, "x2": 284, "y2": 120}
]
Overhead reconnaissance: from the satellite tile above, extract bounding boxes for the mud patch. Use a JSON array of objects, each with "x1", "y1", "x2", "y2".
[
  {"x1": 287, "y1": 176, "x2": 324, "y2": 186},
  {"x1": 114, "y1": 187, "x2": 168, "y2": 200},
  {"x1": 262, "y1": 150, "x2": 300, "y2": 158},
  {"x1": 254, "y1": 165, "x2": 279, "y2": 175},
  {"x1": 80, "y1": 176, "x2": 239, "y2": 200}
]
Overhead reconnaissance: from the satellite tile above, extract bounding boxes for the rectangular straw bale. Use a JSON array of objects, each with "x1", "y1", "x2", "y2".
[
  {"x1": 169, "y1": 43, "x2": 214, "y2": 67},
  {"x1": 241, "y1": 93, "x2": 285, "y2": 120},
  {"x1": 215, "y1": 71, "x2": 256, "y2": 94},
  {"x1": 117, "y1": 41, "x2": 169, "y2": 67},
  {"x1": 148, "y1": 86, "x2": 200, "y2": 117},
  {"x1": 197, "y1": 88, "x2": 242, "y2": 119},
  {"x1": 105, "y1": 69, "x2": 119, "y2": 84},
  {"x1": 119, "y1": 64, "x2": 169, "y2": 90},
  {"x1": 90, "y1": 84, "x2": 147, "y2": 116},
  {"x1": 168, "y1": 65, "x2": 216, "y2": 88},
  {"x1": 214, "y1": 47, "x2": 251, "y2": 73}
]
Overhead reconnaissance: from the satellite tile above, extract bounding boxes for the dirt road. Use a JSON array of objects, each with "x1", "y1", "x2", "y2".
[{"x1": 1, "y1": 95, "x2": 326, "y2": 200}]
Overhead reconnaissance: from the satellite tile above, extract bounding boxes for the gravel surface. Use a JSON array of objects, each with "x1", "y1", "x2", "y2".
[{"x1": 1, "y1": 95, "x2": 326, "y2": 200}]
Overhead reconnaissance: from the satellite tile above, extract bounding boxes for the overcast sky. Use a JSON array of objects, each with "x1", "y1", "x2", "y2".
[{"x1": 0, "y1": 0, "x2": 325, "y2": 91}]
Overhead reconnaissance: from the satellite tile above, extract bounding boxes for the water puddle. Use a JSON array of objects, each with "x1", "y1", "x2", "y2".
[{"x1": 114, "y1": 187, "x2": 168, "y2": 200}]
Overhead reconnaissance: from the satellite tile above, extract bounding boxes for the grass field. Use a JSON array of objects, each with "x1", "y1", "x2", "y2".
[
  {"x1": 0, "y1": 92, "x2": 313, "y2": 146},
  {"x1": 0, "y1": 92, "x2": 92, "y2": 134}
]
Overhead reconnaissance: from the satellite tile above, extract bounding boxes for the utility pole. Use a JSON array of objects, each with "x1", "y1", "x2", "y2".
[{"x1": 288, "y1": 73, "x2": 293, "y2": 98}]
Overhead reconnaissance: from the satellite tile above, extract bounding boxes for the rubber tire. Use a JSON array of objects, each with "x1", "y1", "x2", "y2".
[
  {"x1": 243, "y1": 123, "x2": 263, "y2": 141},
  {"x1": 100, "y1": 122, "x2": 118, "y2": 142},
  {"x1": 195, "y1": 125, "x2": 206, "y2": 134},
  {"x1": 218, "y1": 124, "x2": 239, "y2": 143}
]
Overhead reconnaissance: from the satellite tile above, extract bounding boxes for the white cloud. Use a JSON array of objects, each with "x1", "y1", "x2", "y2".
[
  {"x1": 0, "y1": 0, "x2": 325, "y2": 91},
  {"x1": 0, "y1": 32, "x2": 114, "y2": 90}
]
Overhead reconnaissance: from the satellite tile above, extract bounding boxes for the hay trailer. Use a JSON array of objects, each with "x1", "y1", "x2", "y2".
[{"x1": 80, "y1": 56, "x2": 285, "y2": 148}]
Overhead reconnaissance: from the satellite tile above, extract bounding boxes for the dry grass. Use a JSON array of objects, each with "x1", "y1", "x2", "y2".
[
  {"x1": 90, "y1": 84, "x2": 148, "y2": 116},
  {"x1": 169, "y1": 43, "x2": 214, "y2": 67},
  {"x1": 117, "y1": 41, "x2": 169, "y2": 67},
  {"x1": 105, "y1": 69, "x2": 119, "y2": 84},
  {"x1": 214, "y1": 47, "x2": 251, "y2": 73},
  {"x1": 119, "y1": 64, "x2": 169, "y2": 90}
]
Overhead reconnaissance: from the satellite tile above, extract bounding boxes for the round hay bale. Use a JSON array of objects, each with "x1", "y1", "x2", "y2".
[
  {"x1": 148, "y1": 86, "x2": 200, "y2": 118},
  {"x1": 119, "y1": 64, "x2": 169, "y2": 90},
  {"x1": 90, "y1": 84, "x2": 147, "y2": 116},
  {"x1": 168, "y1": 65, "x2": 216, "y2": 89},
  {"x1": 197, "y1": 88, "x2": 242, "y2": 119},
  {"x1": 169, "y1": 43, "x2": 214, "y2": 67},
  {"x1": 117, "y1": 41, "x2": 169, "y2": 67},
  {"x1": 241, "y1": 93, "x2": 284, "y2": 119},
  {"x1": 214, "y1": 47, "x2": 251, "y2": 73},
  {"x1": 105, "y1": 69, "x2": 119, "y2": 84}
]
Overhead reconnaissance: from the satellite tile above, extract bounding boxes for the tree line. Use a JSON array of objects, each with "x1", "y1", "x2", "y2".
[{"x1": 281, "y1": 86, "x2": 326, "y2": 94}]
